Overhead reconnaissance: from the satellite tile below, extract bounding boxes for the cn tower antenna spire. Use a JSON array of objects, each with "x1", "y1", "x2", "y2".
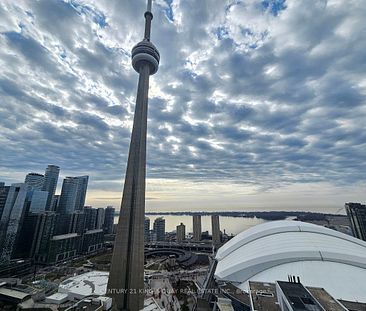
[
  {"x1": 147, "y1": 0, "x2": 152, "y2": 12},
  {"x1": 144, "y1": 0, "x2": 153, "y2": 41},
  {"x1": 107, "y1": 0, "x2": 160, "y2": 309}
]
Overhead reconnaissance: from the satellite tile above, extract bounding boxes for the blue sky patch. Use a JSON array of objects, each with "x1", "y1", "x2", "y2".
[
  {"x1": 162, "y1": 0, "x2": 174, "y2": 22},
  {"x1": 261, "y1": 0, "x2": 286, "y2": 16},
  {"x1": 69, "y1": 1, "x2": 108, "y2": 28}
]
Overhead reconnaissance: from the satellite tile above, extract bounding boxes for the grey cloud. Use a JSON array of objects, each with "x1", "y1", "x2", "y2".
[{"x1": 0, "y1": 0, "x2": 365, "y2": 196}]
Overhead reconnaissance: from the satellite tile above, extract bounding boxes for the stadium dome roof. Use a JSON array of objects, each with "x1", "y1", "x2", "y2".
[{"x1": 215, "y1": 220, "x2": 366, "y2": 302}]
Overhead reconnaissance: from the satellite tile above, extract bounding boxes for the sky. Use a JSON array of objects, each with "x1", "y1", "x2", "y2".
[{"x1": 0, "y1": 0, "x2": 365, "y2": 213}]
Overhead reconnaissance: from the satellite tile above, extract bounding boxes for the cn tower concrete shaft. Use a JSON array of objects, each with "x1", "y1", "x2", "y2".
[{"x1": 107, "y1": 1, "x2": 159, "y2": 310}]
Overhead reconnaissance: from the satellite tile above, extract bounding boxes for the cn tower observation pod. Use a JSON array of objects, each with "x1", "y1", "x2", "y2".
[{"x1": 215, "y1": 220, "x2": 366, "y2": 302}]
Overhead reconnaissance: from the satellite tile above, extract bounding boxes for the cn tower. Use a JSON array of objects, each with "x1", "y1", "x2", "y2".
[{"x1": 107, "y1": 0, "x2": 160, "y2": 310}]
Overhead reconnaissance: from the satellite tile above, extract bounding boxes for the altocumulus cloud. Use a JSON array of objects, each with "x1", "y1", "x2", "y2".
[{"x1": 0, "y1": 0, "x2": 365, "y2": 211}]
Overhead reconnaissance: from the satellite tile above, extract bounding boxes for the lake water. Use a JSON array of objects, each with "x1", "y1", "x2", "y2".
[{"x1": 114, "y1": 214, "x2": 267, "y2": 236}]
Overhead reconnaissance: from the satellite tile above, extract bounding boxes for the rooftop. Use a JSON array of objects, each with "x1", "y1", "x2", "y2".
[
  {"x1": 59, "y1": 271, "x2": 108, "y2": 297},
  {"x1": 338, "y1": 300, "x2": 366, "y2": 311},
  {"x1": 307, "y1": 287, "x2": 347, "y2": 311},
  {"x1": 216, "y1": 297, "x2": 235, "y2": 311},
  {"x1": 0, "y1": 287, "x2": 31, "y2": 302},
  {"x1": 64, "y1": 297, "x2": 103, "y2": 311},
  {"x1": 277, "y1": 281, "x2": 323, "y2": 311},
  {"x1": 45, "y1": 292, "x2": 69, "y2": 303},
  {"x1": 219, "y1": 282, "x2": 250, "y2": 306},
  {"x1": 52, "y1": 233, "x2": 79, "y2": 240},
  {"x1": 249, "y1": 281, "x2": 280, "y2": 311},
  {"x1": 143, "y1": 297, "x2": 163, "y2": 311},
  {"x1": 84, "y1": 229, "x2": 104, "y2": 234}
]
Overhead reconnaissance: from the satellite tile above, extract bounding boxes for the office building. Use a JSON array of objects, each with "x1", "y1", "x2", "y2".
[
  {"x1": 42, "y1": 165, "x2": 60, "y2": 211},
  {"x1": 96, "y1": 208, "x2": 105, "y2": 229},
  {"x1": 69, "y1": 211, "x2": 86, "y2": 235},
  {"x1": 345, "y1": 202, "x2": 366, "y2": 241},
  {"x1": 14, "y1": 211, "x2": 56, "y2": 261},
  {"x1": 153, "y1": 217, "x2": 165, "y2": 242},
  {"x1": 28, "y1": 190, "x2": 48, "y2": 213},
  {"x1": 50, "y1": 194, "x2": 60, "y2": 211},
  {"x1": 176, "y1": 222, "x2": 185, "y2": 243},
  {"x1": 193, "y1": 215, "x2": 202, "y2": 241},
  {"x1": 47, "y1": 233, "x2": 81, "y2": 264},
  {"x1": 84, "y1": 206, "x2": 97, "y2": 230},
  {"x1": 211, "y1": 215, "x2": 221, "y2": 246},
  {"x1": 32, "y1": 212, "x2": 57, "y2": 263},
  {"x1": 103, "y1": 206, "x2": 115, "y2": 234},
  {"x1": 13, "y1": 212, "x2": 39, "y2": 259},
  {"x1": 74, "y1": 175, "x2": 88, "y2": 211},
  {"x1": 24, "y1": 173, "x2": 44, "y2": 191},
  {"x1": 149, "y1": 230, "x2": 157, "y2": 243},
  {"x1": 58, "y1": 176, "x2": 89, "y2": 214},
  {"x1": 81, "y1": 229, "x2": 104, "y2": 254},
  {"x1": 0, "y1": 183, "x2": 28, "y2": 264},
  {"x1": 54, "y1": 213, "x2": 72, "y2": 235},
  {"x1": 144, "y1": 217, "x2": 150, "y2": 242},
  {"x1": 0, "y1": 183, "x2": 10, "y2": 220}
]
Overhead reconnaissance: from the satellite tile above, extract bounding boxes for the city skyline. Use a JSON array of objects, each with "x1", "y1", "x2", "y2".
[
  {"x1": 0, "y1": 0, "x2": 365, "y2": 213},
  {"x1": 0, "y1": 164, "x2": 365, "y2": 214}
]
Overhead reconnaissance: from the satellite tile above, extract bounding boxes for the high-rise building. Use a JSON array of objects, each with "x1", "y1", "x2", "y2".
[
  {"x1": 193, "y1": 215, "x2": 202, "y2": 241},
  {"x1": 54, "y1": 213, "x2": 72, "y2": 235},
  {"x1": 74, "y1": 176, "x2": 89, "y2": 211},
  {"x1": 0, "y1": 183, "x2": 10, "y2": 220},
  {"x1": 345, "y1": 202, "x2": 366, "y2": 241},
  {"x1": 0, "y1": 183, "x2": 28, "y2": 264},
  {"x1": 42, "y1": 165, "x2": 60, "y2": 211},
  {"x1": 96, "y1": 208, "x2": 105, "y2": 229},
  {"x1": 81, "y1": 229, "x2": 104, "y2": 254},
  {"x1": 50, "y1": 194, "x2": 60, "y2": 211},
  {"x1": 58, "y1": 176, "x2": 89, "y2": 214},
  {"x1": 47, "y1": 233, "x2": 81, "y2": 263},
  {"x1": 24, "y1": 173, "x2": 44, "y2": 191},
  {"x1": 153, "y1": 217, "x2": 165, "y2": 242},
  {"x1": 84, "y1": 206, "x2": 97, "y2": 231},
  {"x1": 107, "y1": 1, "x2": 160, "y2": 308},
  {"x1": 176, "y1": 222, "x2": 186, "y2": 243},
  {"x1": 14, "y1": 211, "x2": 56, "y2": 260},
  {"x1": 13, "y1": 212, "x2": 40, "y2": 259},
  {"x1": 211, "y1": 215, "x2": 221, "y2": 246},
  {"x1": 69, "y1": 211, "x2": 86, "y2": 235},
  {"x1": 103, "y1": 206, "x2": 115, "y2": 234},
  {"x1": 28, "y1": 190, "x2": 48, "y2": 213},
  {"x1": 32, "y1": 212, "x2": 57, "y2": 263},
  {"x1": 144, "y1": 217, "x2": 150, "y2": 242}
]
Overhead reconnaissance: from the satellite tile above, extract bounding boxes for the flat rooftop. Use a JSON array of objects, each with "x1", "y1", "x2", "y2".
[
  {"x1": 65, "y1": 299, "x2": 102, "y2": 311},
  {"x1": 52, "y1": 233, "x2": 79, "y2": 240},
  {"x1": 219, "y1": 282, "x2": 250, "y2": 306},
  {"x1": 277, "y1": 281, "x2": 323, "y2": 311},
  {"x1": 249, "y1": 281, "x2": 280, "y2": 311},
  {"x1": 0, "y1": 287, "x2": 31, "y2": 301},
  {"x1": 84, "y1": 229, "x2": 104, "y2": 234},
  {"x1": 216, "y1": 297, "x2": 235, "y2": 311},
  {"x1": 338, "y1": 300, "x2": 366, "y2": 311},
  {"x1": 59, "y1": 271, "x2": 109, "y2": 297},
  {"x1": 143, "y1": 297, "x2": 163, "y2": 311},
  {"x1": 307, "y1": 286, "x2": 347, "y2": 311}
]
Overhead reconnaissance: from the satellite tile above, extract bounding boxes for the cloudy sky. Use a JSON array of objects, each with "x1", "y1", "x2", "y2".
[{"x1": 0, "y1": 0, "x2": 365, "y2": 213}]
